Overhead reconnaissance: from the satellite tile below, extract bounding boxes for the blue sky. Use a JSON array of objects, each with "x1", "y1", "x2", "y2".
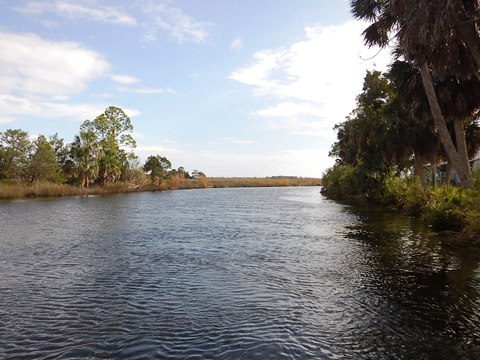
[{"x1": 0, "y1": 0, "x2": 390, "y2": 177}]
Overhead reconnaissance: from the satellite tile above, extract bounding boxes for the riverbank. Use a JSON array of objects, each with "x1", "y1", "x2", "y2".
[
  {"x1": 322, "y1": 167, "x2": 480, "y2": 239},
  {"x1": 0, "y1": 177, "x2": 322, "y2": 200}
]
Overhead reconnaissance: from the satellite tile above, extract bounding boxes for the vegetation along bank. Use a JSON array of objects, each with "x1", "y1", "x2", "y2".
[{"x1": 322, "y1": 1, "x2": 480, "y2": 238}]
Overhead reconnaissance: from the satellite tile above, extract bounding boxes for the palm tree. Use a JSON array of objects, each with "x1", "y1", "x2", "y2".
[
  {"x1": 351, "y1": 0, "x2": 480, "y2": 188},
  {"x1": 70, "y1": 129, "x2": 99, "y2": 187}
]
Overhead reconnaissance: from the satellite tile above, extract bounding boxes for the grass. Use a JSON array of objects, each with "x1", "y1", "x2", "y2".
[
  {"x1": 0, "y1": 177, "x2": 322, "y2": 200},
  {"x1": 0, "y1": 182, "x2": 144, "y2": 200},
  {"x1": 193, "y1": 177, "x2": 322, "y2": 188}
]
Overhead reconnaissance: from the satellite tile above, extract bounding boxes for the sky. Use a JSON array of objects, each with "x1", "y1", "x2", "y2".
[{"x1": 0, "y1": 0, "x2": 392, "y2": 177}]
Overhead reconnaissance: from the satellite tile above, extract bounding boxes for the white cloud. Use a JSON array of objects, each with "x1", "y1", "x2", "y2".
[
  {"x1": 230, "y1": 37, "x2": 244, "y2": 50},
  {"x1": 0, "y1": 31, "x2": 146, "y2": 125},
  {"x1": 111, "y1": 74, "x2": 140, "y2": 84},
  {"x1": 15, "y1": 0, "x2": 136, "y2": 26},
  {"x1": 140, "y1": 1, "x2": 212, "y2": 44},
  {"x1": 0, "y1": 31, "x2": 110, "y2": 98},
  {"x1": 0, "y1": 94, "x2": 140, "y2": 122},
  {"x1": 117, "y1": 87, "x2": 177, "y2": 94},
  {"x1": 229, "y1": 21, "x2": 392, "y2": 139},
  {"x1": 0, "y1": 94, "x2": 101, "y2": 120},
  {"x1": 211, "y1": 137, "x2": 253, "y2": 145},
  {"x1": 255, "y1": 102, "x2": 324, "y2": 118}
]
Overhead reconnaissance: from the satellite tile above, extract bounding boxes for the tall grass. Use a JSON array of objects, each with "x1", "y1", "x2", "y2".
[
  {"x1": 204, "y1": 177, "x2": 321, "y2": 188},
  {"x1": 0, "y1": 182, "x2": 144, "y2": 200},
  {"x1": 0, "y1": 177, "x2": 321, "y2": 200}
]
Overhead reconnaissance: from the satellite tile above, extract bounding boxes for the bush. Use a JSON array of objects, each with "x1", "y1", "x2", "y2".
[
  {"x1": 425, "y1": 186, "x2": 466, "y2": 232},
  {"x1": 321, "y1": 164, "x2": 358, "y2": 199},
  {"x1": 380, "y1": 175, "x2": 427, "y2": 215}
]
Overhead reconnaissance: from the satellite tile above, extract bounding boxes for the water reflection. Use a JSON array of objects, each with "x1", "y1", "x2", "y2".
[{"x1": 342, "y1": 205, "x2": 480, "y2": 358}]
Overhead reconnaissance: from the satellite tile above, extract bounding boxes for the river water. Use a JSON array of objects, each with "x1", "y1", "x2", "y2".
[{"x1": 1, "y1": 187, "x2": 479, "y2": 359}]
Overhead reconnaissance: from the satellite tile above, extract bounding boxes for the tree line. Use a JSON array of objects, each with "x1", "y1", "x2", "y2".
[
  {"x1": 0, "y1": 106, "x2": 205, "y2": 188},
  {"x1": 323, "y1": 1, "x2": 480, "y2": 198}
]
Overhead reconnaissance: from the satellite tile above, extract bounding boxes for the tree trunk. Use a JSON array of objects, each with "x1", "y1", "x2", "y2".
[
  {"x1": 453, "y1": 117, "x2": 470, "y2": 178},
  {"x1": 445, "y1": 161, "x2": 453, "y2": 186},
  {"x1": 413, "y1": 153, "x2": 429, "y2": 191},
  {"x1": 419, "y1": 62, "x2": 472, "y2": 188}
]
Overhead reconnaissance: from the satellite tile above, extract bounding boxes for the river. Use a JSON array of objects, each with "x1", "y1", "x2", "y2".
[{"x1": 1, "y1": 187, "x2": 479, "y2": 359}]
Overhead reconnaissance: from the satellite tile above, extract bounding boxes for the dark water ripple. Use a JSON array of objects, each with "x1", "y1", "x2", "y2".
[{"x1": 1, "y1": 187, "x2": 480, "y2": 359}]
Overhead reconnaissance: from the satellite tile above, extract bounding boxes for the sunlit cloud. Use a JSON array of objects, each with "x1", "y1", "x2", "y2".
[
  {"x1": 111, "y1": 74, "x2": 140, "y2": 85},
  {"x1": 255, "y1": 102, "x2": 324, "y2": 118},
  {"x1": 229, "y1": 21, "x2": 391, "y2": 139},
  {"x1": 210, "y1": 137, "x2": 253, "y2": 145},
  {"x1": 15, "y1": 0, "x2": 137, "y2": 26},
  {"x1": 139, "y1": 1, "x2": 212, "y2": 44},
  {"x1": 0, "y1": 94, "x2": 139, "y2": 122},
  {"x1": 230, "y1": 37, "x2": 244, "y2": 50},
  {"x1": 0, "y1": 31, "x2": 110, "y2": 98},
  {"x1": 117, "y1": 87, "x2": 177, "y2": 95}
]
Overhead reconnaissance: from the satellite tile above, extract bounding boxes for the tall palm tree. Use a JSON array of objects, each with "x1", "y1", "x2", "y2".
[
  {"x1": 351, "y1": 0, "x2": 480, "y2": 188},
  {"x1": 70, "y1": 129, "x2": 99, "y2": 188}
]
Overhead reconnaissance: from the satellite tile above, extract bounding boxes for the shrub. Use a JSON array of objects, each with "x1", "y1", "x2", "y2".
[
  {"x1": 425, "y1": 186, "x2": 466, "y2": 232},
  {"x1": 381, "y1": 175, "x2": 427, "y2": 215},
  {"x1": 321, "y1": 164, "x2": 358, "y2": 199}
]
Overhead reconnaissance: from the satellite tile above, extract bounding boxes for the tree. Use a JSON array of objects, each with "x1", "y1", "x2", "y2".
[
  {"x1": 351, "y1": 0, "x2": 480, "y2": 188},
  {"x1": 143, "y1": 155, "x2": 172, "y2": 185},
  {"x1": 80, "y1": 106, "x2": 137, "y2": 186},
  {"x1": 191, "y1": 169, "x2": 206, "y2": 178},
  {"x1": 69, "y1": 129, "x2": 100, "y2": 187},
  {"x1": 28, "y1": 135, "x2": 62, "y2": 183},
  {"x1": 48, "y1": 133, "x2": 70, "y2": 172},
  {"x1": 330, "y1": 69, "x2": 447, "y2": 194},
  {"x1": 0, "y1": 129, "x2": 33, "y2": 181}
]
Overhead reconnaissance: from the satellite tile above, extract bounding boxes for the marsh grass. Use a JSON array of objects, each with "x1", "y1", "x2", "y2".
[
  {"x1": 0, "y1": 177, "x2": 321, "y2": 200},
  {"x1": 0, "y1": 182, "x2": 144, "y2": 200},
  {"x1": 203, "y1": 177, "x2": 322, "y2": 188}
]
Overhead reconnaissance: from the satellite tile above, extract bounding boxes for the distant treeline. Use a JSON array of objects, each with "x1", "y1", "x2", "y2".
[{"x1": 0, "y1": 106, "x2": 205, "y2": 189}]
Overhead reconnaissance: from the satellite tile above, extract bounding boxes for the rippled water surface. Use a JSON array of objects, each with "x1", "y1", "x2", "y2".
[{"x1": 1, "y1": 187, "x2": 480, "y2": 359}]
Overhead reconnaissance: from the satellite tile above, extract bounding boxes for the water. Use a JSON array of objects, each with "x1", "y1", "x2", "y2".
[{"x1": 1, "y1": 187, "x2": 479, "y2": 359}]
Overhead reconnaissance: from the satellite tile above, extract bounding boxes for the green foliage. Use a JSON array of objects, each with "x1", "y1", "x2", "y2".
[
  {"x1": 0, "y1": 106, "x2": 212, "y2": 197},
  {"x1": 143, "y1": 155, "x2": 172, "y2": 185},
  {"x1": 69, "y1": 129, "x2": 99, "y2": 187},
  {"x1": 425, "y1": 186, "x2": 467, "y2": 232},
  {"x1": 80, "y1": 106, "x2": 137, "y2": 186},
  {"x1": 28, "y1": 135, "x2": 63, "y2": 183},
  {"x1": 380, "y1": 175, "x2": 427, "y2": 215},
  {"x1": 321, "y1": 164, "x2": 358, "y2": 199},
  {"x1": 0, "y1": 129, "x2": 33, "y2": 181}
]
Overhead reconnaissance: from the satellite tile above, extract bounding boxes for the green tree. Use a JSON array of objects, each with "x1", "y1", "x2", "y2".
[
  {"x1": 69, "y1": 129, "x2": 100, "y2": 187},
  {"x1": 143, "y1": 155, "x2": 172, "y2": 185},
  {"x1": 48, "y1": 133, "x2": 70, "y2": 172},
  {"x1": 331, "y1": 71, "x2": 403, "y2": 193},
  {"x1": 28, "y1": 135, "x2": 62, "y2": 183},
  {"x1": 0, "y1": 129, "x2": 33, "y2": 181},
  {"x1": 81, "y1": 106, "x2": 137, "y2": 186},
  {"x1": 351, "y1": 0, "x2": 480, "y2": 188}
]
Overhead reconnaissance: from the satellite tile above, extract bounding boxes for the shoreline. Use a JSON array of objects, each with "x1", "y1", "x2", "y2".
[{"x1": 0, "y1": 177, "x2": 322, "y2": 201}]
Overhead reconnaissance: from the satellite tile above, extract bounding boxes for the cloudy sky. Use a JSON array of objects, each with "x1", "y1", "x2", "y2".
[{"x1": 0, "y1": 0, "x2": 391, "y2": 177}]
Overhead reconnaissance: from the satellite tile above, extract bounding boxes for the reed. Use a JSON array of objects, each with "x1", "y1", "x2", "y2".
[
  {"x1": 0, "y1": 177, "x2": 321, "y2": 200},
  {"x1": 202, "y1": 177, "x2": 321, "y2": 188},
  {"x1": 0, "y1": 182, "x2": 145, "y2": 200}
]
